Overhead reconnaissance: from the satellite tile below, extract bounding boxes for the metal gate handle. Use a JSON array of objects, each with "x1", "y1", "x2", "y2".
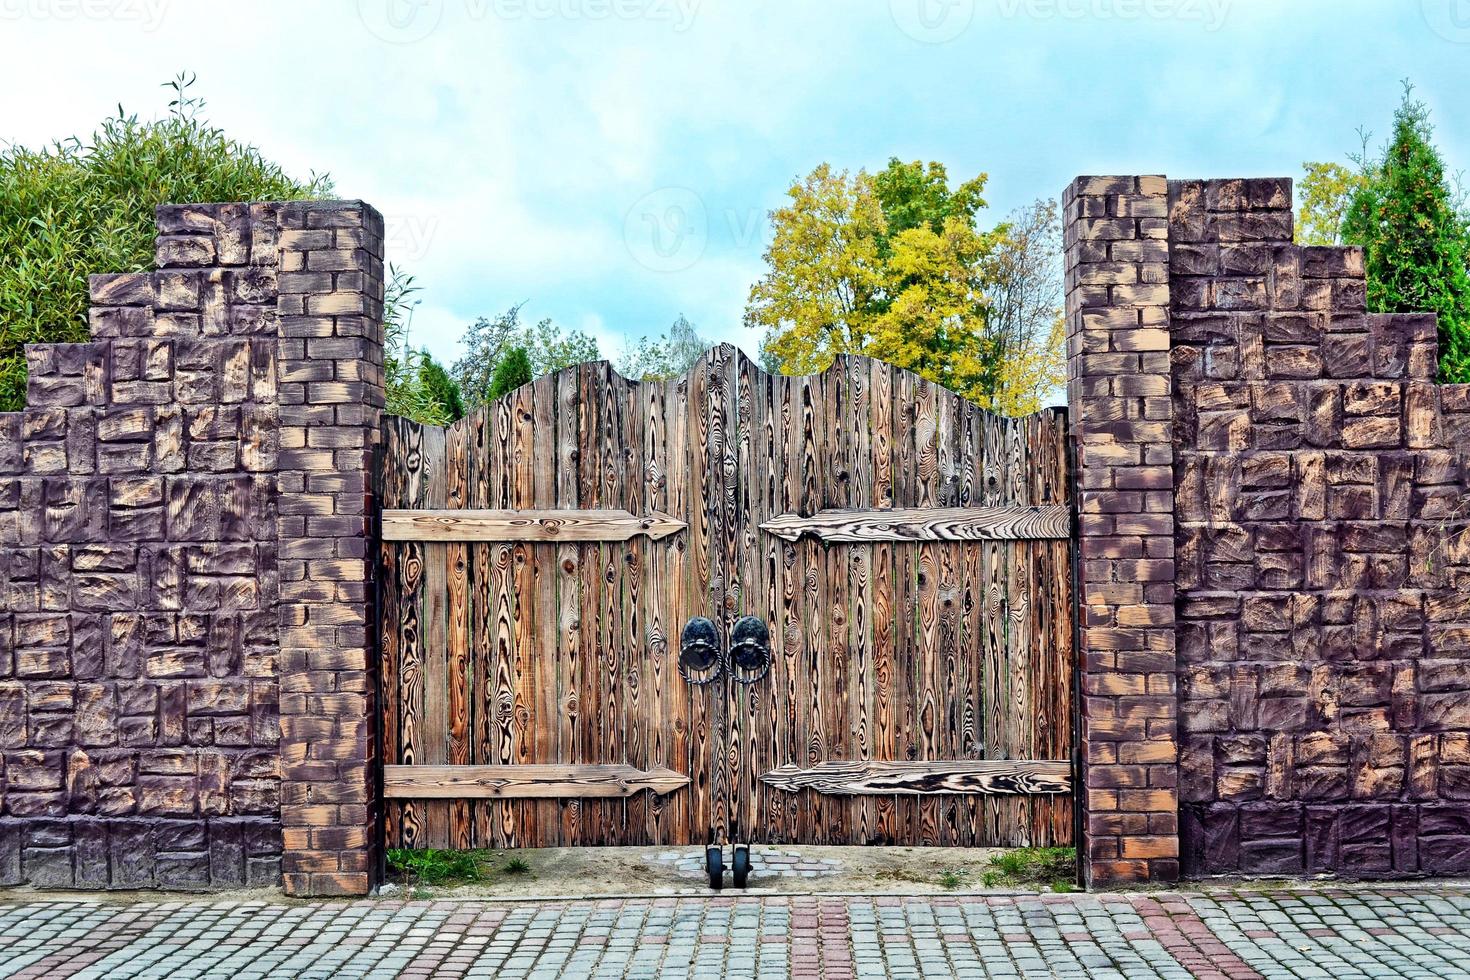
[
  {"x1": 729, "y1": 616, "x2": 771, "y2": 684},
  {"x1": 679, "y1": 616, "x2": 723, "y2": 685}
]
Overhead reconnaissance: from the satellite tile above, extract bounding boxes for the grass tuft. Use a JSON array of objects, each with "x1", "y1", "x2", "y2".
[
  {"x1": 385, "y1": 848, "x2": 487, "y2": 886},
  {"x1": 982, "y1": 847, "x2": 1077, "y2": 892}
]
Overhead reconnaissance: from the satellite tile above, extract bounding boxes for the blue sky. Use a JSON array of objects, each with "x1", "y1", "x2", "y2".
[{"x1": 4, "y1": 0, "x2": 1470, "y2": 367}]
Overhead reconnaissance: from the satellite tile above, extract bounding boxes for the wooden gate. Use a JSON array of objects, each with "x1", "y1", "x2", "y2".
[{"x1": 377, "y1": 346, "x2": 1075, "y2": 850}]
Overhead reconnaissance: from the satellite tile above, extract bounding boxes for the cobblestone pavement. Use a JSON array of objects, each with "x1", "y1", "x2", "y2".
[{"x1": 0, "y1": 886, "x2": 1468, "y2": 979}]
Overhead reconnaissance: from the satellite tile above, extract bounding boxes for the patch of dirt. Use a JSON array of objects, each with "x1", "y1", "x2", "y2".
[{"x1": 412, "y1": 845, "x2": 1021, "y2": 899}]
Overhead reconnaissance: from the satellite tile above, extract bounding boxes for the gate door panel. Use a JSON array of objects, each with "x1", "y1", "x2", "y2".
[{"x1": 377, "y1": 346, "x2": 1075, "y2": 850}]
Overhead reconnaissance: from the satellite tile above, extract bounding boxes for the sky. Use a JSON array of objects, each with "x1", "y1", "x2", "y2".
[{"x1": 3, "y1": 0, "x2": 1469, "y2": 369}]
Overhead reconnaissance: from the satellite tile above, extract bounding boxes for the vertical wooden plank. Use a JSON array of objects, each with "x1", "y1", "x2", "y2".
[
  {"x1": 777, "y1": 373, "x2": 802, "y2": 845},
  {"x1": 419, "y1": 424, "x2": 449, "y2": 848},
  {"x1": 378, "y1": 419, "x2": 405, "y2": 847},
  {"x1": 823, "y1": 360, "x2": 850, "y2": 844},
  {"x1": 848, "y1": 357, "x2": 873, "y2": 844},
  {"x1": 489, "y1": 392, "x2": 518, "y2": 847},
  {"x1": 686, "y1": 354, "x2": 714, "y2": 844},
  {"x1": 709, "y1": 345, "x2": 734, "y2": 845},
  {"x1": 530, "y1": 376, "x2": 558, "y2": 845},
  {"x1": 934, "y1": 389, "x2": 961, "y2": 846},
  {"x1": 576, "y1": 362, "x2": 604, "y2": 845},
  {"x1": 891, "y1": 367, "x2": 917, "y2": 844},
  {"x1": 554, "y1": 371, "x2": 583, "y2": 846},
  {"x1": 1007, "y1": 415, "x2": 1033, "y2": 846},
  {"x1": 665, "y1": 371, "x2": 691, "y2": 844},
  {"x1": 869, "y1": 361, "x2": 897, "y2": 843},
  {"x1": 642, "y1": 374, "x2": 670, "y2": 844},
  {"x1": 444, "y1": 420, "x2": 472, "y2": 850},
  {"x1": 981, "y1": 413, "x2": 1009, "y2": 844},
  {"x1": 732, "y1": 351, "x2": 758, "y2": 843},
  {"x1": 913, "y1": 378, "x2": 940, "y2": 845},
  {"x1": 757, "y1": 367, "x2": 784, "y2": 843},
  {"x1": 597, "y1": 363, "x2": 626, "y2": 844},
  {"x1": 621, "y1": 370, "x2": 647, "y2": 844},
  {"x1": 799, "y1": 369, "x2": 827, "y2": 845},
  {"x1": 958, "y1": 399, "x2": 984, "y2": 845}
]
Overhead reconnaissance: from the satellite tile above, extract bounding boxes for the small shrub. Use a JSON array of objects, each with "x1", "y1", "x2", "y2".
[{"x1": 502, "y1": 856, "x2": 531, "y2": 876}]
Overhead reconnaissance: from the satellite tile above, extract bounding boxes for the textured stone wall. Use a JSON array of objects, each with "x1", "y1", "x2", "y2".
[
  {"x1": 0, "y1": 201, "x2": 383, "y2": 894},
  {"x1": 1063, "y1": 176, "x2": 1181, "y2": 886},
  {"x1": 1171, "y1": 177, "x2": 1470, "y2": 877}
]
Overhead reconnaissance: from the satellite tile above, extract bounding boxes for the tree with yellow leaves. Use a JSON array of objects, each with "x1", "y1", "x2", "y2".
[{"x1": 745, "y1": 159, "x2": 1064, "y2": 415}]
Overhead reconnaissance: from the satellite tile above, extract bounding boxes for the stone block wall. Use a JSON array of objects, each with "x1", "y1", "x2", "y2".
[
  {"x1": 0, "y1": 201, "x2": 383, "y2": 894},
  {"x1": 1170, "y1": 178, "x2": 1470, "y2": 878}
]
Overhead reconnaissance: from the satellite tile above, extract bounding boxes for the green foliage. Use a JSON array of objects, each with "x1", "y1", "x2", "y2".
[
  {"x1": 502, "y1": 856, "x2": 531, "y2": 876},
  {"x1": 1341, "y1": 84, "x2": 1470, "y2": 381},
  {"x1": 418, "y1": 356, "x2": 465, "y2": 423},
  {"x1": 871, "y1": 158, "x2": 988, "y2": 254},
  {"x1": 0, "y1": 73, "x2": 329, "y2": 410},
  {"x1": 452, "y1": 304, "x2": 600, "y2": 407},
  {"x1": 1297, "y1": 161, "x2": 1369, "y2": 246},
  {"x1": 385, "y1": 848, "x2": 486, "y2": 886},
  {"x1": 619, "y1": 314, "x2": 711, "y2": 380},
  {"x1": 981, "y1": 847, "x2": 1077, "y2": 891},
  {"x1": 489, "y1": 346, "x2": 533, "y2": 400},
  {"x1": 383, "y1": 267, "x2": 463, "y2": 426}
]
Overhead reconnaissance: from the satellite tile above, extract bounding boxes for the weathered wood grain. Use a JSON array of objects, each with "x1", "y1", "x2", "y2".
[
  {"x1": 385, "y1": 764, "x2": 690, "y2": 799},
  {"x1": 379, "y1": 349, "x2": 1076, "y2": 851},
  {"x1": 760, "y1": 505, "x2": 1070, "y2": 543},
  {"x1": 382, "y1": 508, "x2": 686, "y2": 542},
  {"x1": 760, "y1": 760, "x2": 1072, "y2": 796}
]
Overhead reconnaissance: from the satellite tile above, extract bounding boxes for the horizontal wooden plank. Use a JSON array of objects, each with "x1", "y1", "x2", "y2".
[
  {"x1": 383, "y1": 764, "x2": 691, "y2": 799},
  {"x1": 759, "y1": 760, "x2": 1072, "y2": 796},
  {"x1": 381, "y1": 508, "x2": 686, "y2": 542},
  {"x1": 759, "y1": 505, "x2": 1071, "y2": 543}
]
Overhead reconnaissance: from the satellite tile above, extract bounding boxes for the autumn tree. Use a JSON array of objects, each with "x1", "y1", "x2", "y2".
[
  {"x1": 1296, "y1": 161, "x2": 1369, "y2": 246},
  {"x1": 745, "y1": 158, "x2": 1063, "y2": 413}
]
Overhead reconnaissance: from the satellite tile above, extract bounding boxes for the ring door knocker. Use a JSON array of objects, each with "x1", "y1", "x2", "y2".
[
  {"x1": 728, "y1": 615, "x2": 771, "y2": 684},
  {"x1": 679, "y1": 616, "x2": 723, "y2": 686}
]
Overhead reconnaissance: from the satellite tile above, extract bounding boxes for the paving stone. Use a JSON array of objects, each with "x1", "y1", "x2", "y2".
[{"x1": 1, "y1": 886, "x2": 1469, "y2": 978}]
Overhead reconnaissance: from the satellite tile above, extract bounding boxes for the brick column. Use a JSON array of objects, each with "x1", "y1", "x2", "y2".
[
  {"x1": 1063, "y1": 176, "x2": 1180, "y2": 886},
  {"x1": 274, "y1": 202, "x2": 385, "y2": 896}
]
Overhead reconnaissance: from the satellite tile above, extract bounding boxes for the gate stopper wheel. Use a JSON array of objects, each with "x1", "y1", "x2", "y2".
[
  {"x1": 705, "y1": 846, "x2": 725, "y2": 890},
  {"x1": 732, "y1": 844, "x2": 751, "y2": 889}
]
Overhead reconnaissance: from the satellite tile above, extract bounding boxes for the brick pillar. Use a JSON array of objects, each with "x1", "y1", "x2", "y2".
[
  {"x1": 274, "y1": 202, "x2": 385, "y2": 896},
  {"x1": 1063, "y1": 176, "x2": 1180, "y2": 886}
]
